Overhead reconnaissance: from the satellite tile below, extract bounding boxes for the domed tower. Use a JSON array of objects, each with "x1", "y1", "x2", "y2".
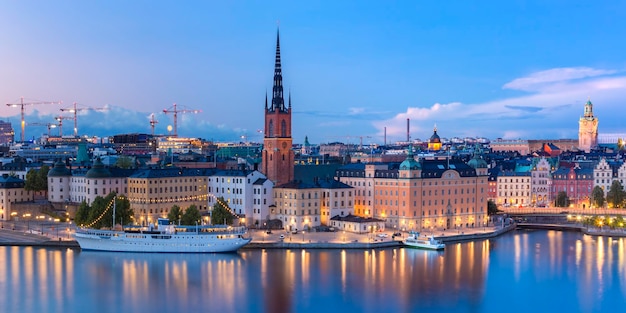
[
  {"x1": 85, "y1": 157, "x2": 112, "y2": 180},
  {"x1": 399, "y1": 145, "x2": 421, "y2": 178},
  {"x1": 467, "y1": 145, "x2": 488, "y2": 176},
  {"x1": 261, "y1": 29, "x2": 294, "y2": 186},
  {"x1": 47, "y1": 160, "x2": 71, "y2": 203},
  {"x1": 428, "y1": 124, "x2": 442, "y2": 151},
  {"x1": 578, "y1": 98, "x2": 598, "y2": 153}
]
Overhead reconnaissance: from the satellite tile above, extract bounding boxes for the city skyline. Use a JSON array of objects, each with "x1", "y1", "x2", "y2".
[{"x1": 1, "y1": 1, "x2": 626, "y2": 144}]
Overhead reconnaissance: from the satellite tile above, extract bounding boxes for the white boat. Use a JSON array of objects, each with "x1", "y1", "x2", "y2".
[
  {"x1": 402, "y1": 232, "x2": 445, "y2": 250},
  {"x1": 74, "y1": 218, "x2": 251, "y2": 253}
]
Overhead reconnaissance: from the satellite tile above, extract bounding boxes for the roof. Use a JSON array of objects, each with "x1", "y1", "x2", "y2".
[
  {"x1": 0, "y1": 175, "x2": 25, "y2": 188},
  {"x1": 130, "y1": 167, "x2": 217, "y2": 179},
  {"x1": 330, "y1": 214, "x2": 383, "y2": 223},
  {"x1": 85, "y1": 157, "x2": 112, "y2": 178},
  {"x1": 275, "y1": 178, "x2": 352, "y2": 190},
  {"x1": 47, "y1": 161, "x2": 72, "y2": 177}
]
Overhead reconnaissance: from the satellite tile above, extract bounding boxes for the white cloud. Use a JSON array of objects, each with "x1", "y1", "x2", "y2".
[{"x1": 503, "y1": 67, "x2": 617, "y2": 91}]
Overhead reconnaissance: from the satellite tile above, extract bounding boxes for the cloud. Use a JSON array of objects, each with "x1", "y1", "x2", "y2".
[
  {"x1": 375, "y1": 67, "x2": 626, "y2": 142},
  {"x1": 503, "y1": 67, "x2": 618, "y2": 91}
]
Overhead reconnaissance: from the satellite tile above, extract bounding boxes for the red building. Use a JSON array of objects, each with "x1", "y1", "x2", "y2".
[{"x1": 551, "y1": 166, "x2": 593, "y2": 208}]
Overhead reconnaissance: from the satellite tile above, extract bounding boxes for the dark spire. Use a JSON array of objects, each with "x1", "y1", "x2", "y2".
[
  {"x1": 271, "y1": 29, "x2": 285, "y2": 112},
  {"x1": 265, "y1": 90, "x2": 268, "y2": 110},
  {"x1": 288, "y1": 88, "x2": 292, "y2": 109}
]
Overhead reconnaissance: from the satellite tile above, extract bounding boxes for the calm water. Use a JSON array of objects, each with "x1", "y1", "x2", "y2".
[{"x1": 1, "y1": 230, "x2": 625, "y2": 313}]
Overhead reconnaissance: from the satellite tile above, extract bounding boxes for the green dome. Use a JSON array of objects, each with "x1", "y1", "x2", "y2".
[
  {"x1": 48, "y1": 161, "x2": 71, "y2": 177},
  {"x1": 400, "y1": 146, "x2": 421, "y2": 170},
  {"x1": 85, "y1": 157, "x2": 112, "y2": 178},
  {"x1": 467, "y1": 146, "x2": 488, "y2": 169}
]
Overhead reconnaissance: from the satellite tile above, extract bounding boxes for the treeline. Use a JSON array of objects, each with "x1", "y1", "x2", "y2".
[{"x1": 74, "y1": 192, "x2": 133, "y2": 229}]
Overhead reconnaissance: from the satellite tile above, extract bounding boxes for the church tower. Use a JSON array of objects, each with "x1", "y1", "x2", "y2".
[
  {"x1": 262, "y1": 30, "x2": 294, "y2": 186},
  {"x1": 578, "y1": 98, "x2": 598, "y2": 153}
]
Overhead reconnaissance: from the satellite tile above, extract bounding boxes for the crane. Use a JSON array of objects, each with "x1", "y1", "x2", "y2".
[
  {"x1": 5, "y1": 97, "x2": 62, "y2": 142},
  {"x1": 27, "y1": 122, "x2": 58, "y2": 137},
  {"x1": 54, "y1": 116, "x2": 74, "y2": 136},
  {"x1": 162, "y1": 103, "x2": 201, "y2": 137},
  {"x1": 149, "y1": 113, "x2": 158, "y2": 136},
  {"x1": 60, "y1": 102, "x2": 107, "y2": 136}
]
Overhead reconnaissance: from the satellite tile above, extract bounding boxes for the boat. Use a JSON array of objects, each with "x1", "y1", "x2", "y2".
[
  {"x1": 74, "y1": 218, "x2": 251, "y2": 253},
  {"x1": 402, "y1": 231, "x2": 445, "y2": 250}
]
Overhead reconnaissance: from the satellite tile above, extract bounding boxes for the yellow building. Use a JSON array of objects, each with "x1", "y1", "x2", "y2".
[
  {"x1": 127, "y1": 168, "x2": 210, "y2": 225},
  {"x1": 0, "y1": 174, "x2": 33, "y2": 221},
  {"x1": 428, "y1": 125, "x2": 442, "y2": 151}
]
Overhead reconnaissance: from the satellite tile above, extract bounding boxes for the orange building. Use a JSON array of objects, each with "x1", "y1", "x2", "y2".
[{"x1": 336, "y1": 148, "x2": 489, "y2": 232}]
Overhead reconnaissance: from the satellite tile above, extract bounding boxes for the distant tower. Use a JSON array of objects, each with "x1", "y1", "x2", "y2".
[
  {"x1": 578, "y1": 98, "x2": 598, "y2": 153},
  {"x1": 428, "y1": 124, "x2": 442, "y2": 151},
  {"x1": 261, "y1": 29, "x2": 294, "y2": 186}
]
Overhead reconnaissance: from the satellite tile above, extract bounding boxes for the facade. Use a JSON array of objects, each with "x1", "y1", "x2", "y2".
[
  {"x1": 330, "y1": 214, "x2": 384, "y2": 234},
  {"x1": 261, "y1": 30, "x2": 294, "y2": 186},
  {"x1": 69, "y1": 158, "x2": 128, "y2": 205},
  {"x1": 551, "y1": 166, "x2": 593, "y2": 208},
  {"x1": 0, "y1": 120, "x2": 14, "y2": 145},
  {"x1": 272, "y1": 179, "x2": 353, "y2": 232},
  {"x1": 207, "y1": 169, "x2": 273, "y2": 226},
  {"x1": 579, "y1": 99, "x2": 599, "y2": 153},
  {"x1": 47, "y1": 161, "x2": 72, "y2": 203},
  {"x1": 530, "y1": 158, "x2": 552, "y2": 206},
  {"x1": 0, "y1": 175, "x2": 33, "y2": 221},
  {"x1": 490, "y1": 139, "x2": 530, "y2": 155},
  {"x1": 496, "y1": 171, "x2": 531, "y2": 207},
  {"x1": 593, "y1": 158, "x2": 615, "y2": 195},
  {"x1": 337, "y1": 150, "x2": 489, "y2": 232},
  {"x1": 127, "y1": 168, "x2": 213, "y2": 225}
]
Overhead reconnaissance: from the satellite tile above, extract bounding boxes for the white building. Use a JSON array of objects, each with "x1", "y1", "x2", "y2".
[
  {"x1": 530, "y1": 158, "x2": 552, "y2": 206},
  {"x1": 497, "y1": 171, "x2": 531, "y2": 206}
]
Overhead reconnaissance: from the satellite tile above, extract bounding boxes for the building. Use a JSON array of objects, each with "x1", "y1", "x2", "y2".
[
  {"x1": 530, "y1": 157, "x2": 553, "y2": 206},
  {"x1": 428, "y1": 125, "x2": 442, "y2": 151},
  {"x1": 207, "y1": 169, "x2": 273, "y2": 226},
  {"x1": 551, "y1": 165, "x2": 593, "y2": 208},
  {"x1": 579, "y1": 99, "x2": 599, "y2": 153},
  {"x1": 0, "y1": 120, "x2": 14, "y2": 145},
  {"x1": 336, "y1": 147, "x2": 489, "y2": 232},
  {"x1": 330, "y1": 214, "x2": 384, "y2": 234},
  {"x1": 0, "y1": 174, "x2": 33, "y2": 221},
  {"x1": 47, "y1": 160, "x2": 72, "y2": 203},
  {"x1": 496, "y1": 171, "x2": 531, "y2": 207},
  {"x1": 261, "y1": 30, "x2": 294, "y2": 186},
  {"x1": 272, "y1": 178, "x2": 353, "y2": 232},
  {"x1": 69, "y1": 158, "x2": 129, "y2": 205}
]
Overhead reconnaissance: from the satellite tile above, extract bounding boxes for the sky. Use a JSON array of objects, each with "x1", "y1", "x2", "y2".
[{"x1": 1, "y1": 1, "x2": 626, "y2": 145}]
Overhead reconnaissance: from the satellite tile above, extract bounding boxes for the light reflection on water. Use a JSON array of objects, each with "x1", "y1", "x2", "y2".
[{"x1": 0, "y1": 230, "x2": 625, "y2": 313}]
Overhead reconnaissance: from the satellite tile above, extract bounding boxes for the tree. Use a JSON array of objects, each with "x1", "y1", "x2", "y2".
[
  {"x1": 606, "y1": 180, "x2": 626, "y2": 208},
  {"x1": 181, "y1": 204, "x2": 202, "y2": 225},
  {"x1": 555, "y1": 191, "x2": 569, "y2": 207},
  {"x1": 73, "y1": 192, "x2": 134, "y2": 229},
  {"x1": 115, "y1": 156, "x2": 134, "y2": 169},
  {"x1": 24, "y1": 165, "x2": 49, "y2": 192},
  {"x1": 591, "y1": 186, "x2": 605, "y2": 208},
  {"x1": 487, "y1": 200, "x2": 500, "y2": 215},
  {"x1": 211, "y1": 197, "x2": 234, "y2": 225},
  {"x1": 74, "y1": 200, "x2": 90, "y2": 226},
  {"x1": 167, "y1": 205, "x2": 183, "y2": 225}
]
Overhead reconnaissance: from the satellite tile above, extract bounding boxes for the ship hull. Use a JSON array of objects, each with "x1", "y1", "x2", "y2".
[{"x1": 74, "y1": 231, "x2": 251, "y2": 253}]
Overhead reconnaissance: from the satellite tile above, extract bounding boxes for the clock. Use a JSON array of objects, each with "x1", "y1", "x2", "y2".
[{"x1": 282, "y1": 142, "x2": 288, "y2": 149}]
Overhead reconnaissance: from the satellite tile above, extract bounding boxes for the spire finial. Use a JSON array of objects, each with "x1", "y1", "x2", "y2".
[
  {"x1": 265, "y1": 90, "x2": 268, "y2": 110},
  {"x1": 289, "y1": 88, "x2": 292, "y2": 109},
  {"x1": 434, "y1": 123, "x2": 437, "y2": 132}
]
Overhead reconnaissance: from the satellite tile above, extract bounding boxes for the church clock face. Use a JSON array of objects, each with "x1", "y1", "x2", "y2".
[{"x1": 282, "y1": 142, "x2": 287, "y2": 149}]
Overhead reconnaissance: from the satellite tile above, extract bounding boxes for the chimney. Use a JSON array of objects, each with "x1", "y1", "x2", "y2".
[{"x1": 407, "y1": 118, "x2": 410, "y2": 142}]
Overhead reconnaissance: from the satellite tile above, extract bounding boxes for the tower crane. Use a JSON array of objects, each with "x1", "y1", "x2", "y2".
[
  {"x1": 5, "y1": 97, "x2": 62, "y2": 142},
  {"x1": 54, "y1": 116, "x2": 74, "y2": 136},
  {"x1": 149, "y1": 113, "x2": 158, "y2": 136},
  {"x1": 27, "y1": 122, "x2": 58, "y2": 137},
  {"x1": 162, "y1": 103, "x2": 201, "y2": 137},
  {"x1": 60, "y1": 102, "x2": 107, "y2": 136}
]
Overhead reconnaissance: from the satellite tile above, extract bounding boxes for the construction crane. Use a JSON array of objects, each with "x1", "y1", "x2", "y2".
[
  {"x1": 162, "y1": 103, "x2": 201, "y2": 137},
  {"x1": 149, "y1": 113, "x2": 158, "y2": 136},
  {"x1": 54, "y1": 116, "x2": 74, "y2": 136},
  {"x1": 60, "y1": 102, "x2": 107, "y2": 136},
  {"x1": 27, "y1": 122, "x2": 58, "y2": 137},
  {"x1": 5, "y1": 97, "x2": 62, "y2": 142}
]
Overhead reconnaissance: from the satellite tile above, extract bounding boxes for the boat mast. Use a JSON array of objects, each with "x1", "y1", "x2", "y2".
[{"x1": 112, "y1": 196, "x2": 116, "y2": 230}]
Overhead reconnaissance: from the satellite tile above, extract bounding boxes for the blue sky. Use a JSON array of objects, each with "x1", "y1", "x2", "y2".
[{"x1": 1, "y1": 1, "x2": 625, "y2": 144}]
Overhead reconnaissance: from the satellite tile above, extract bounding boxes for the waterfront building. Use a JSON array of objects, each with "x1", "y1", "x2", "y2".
[
  {"x1": 336, "y1": 148, "x2": 489, "y2": 232},
  {"x1": 0, "y1": 174, "x2": 33, "y2": 221},
  {"x1": 272, "y1": 178, "x2": 353, "y2": 232},
  {"x1": 207, "y1": 169, "x2": 273, "y2": 226},
  {"x1": 579, "y1": 99, "x2": 599, "y2": 153},
  {"x1": 496, "y1": 171, "x2": 531, "y2": 207},
  {"x1": 0, "y1": 120, "x2": 14, "y2": 145},
  {"x1": 330, "y1": 214, "x2": 384, "y2": 234},
  {"x1": 593, "y1": 158, "x2": 616, "y2": 195},
  {"x1": 551, "y1": 165, "x2": 593, "y2": 208},
  {"x1": 127, "y1": 167, "x2": 213, "y2": 225},
  {"x1": 69, "y1": 158, "x2": 129, "y2": 205},
  {"x1": 261, "y1": 30, "x2": 294, "y2": 186},
  {"x1": 530, "y1": 157, "x2": 553, "y2": 206},
  {"x1": 47, "y1": 160, "x2": 71, "y2": 203}
]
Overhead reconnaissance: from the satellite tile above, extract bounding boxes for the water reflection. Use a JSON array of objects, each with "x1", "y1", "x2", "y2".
[{"x1": 1, "y1": 230, "x2": 625, "y2": 313}]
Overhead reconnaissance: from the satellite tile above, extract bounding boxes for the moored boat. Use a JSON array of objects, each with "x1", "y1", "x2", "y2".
[
  {"x1": 402, "y1": 231, "x2": 445, "y2": 250},
  {"x1": 74, "y1": 218, "x2": 251, "y2": 253}
]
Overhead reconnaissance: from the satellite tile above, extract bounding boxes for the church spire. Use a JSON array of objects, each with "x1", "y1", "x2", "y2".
[
  {"x1": 584, "y1": 97, "x2": 594, "y2": 119},
  {"x1": 288, "y1": 89, "x2": 292, "y2": 109},
  {"x1": 265, "y1": 90, "x2": 268, "y2": 110},
  {"x1": 271, "y1": 29, "x2": 285, "y2": 112}
]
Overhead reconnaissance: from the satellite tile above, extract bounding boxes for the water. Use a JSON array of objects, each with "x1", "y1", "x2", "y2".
[{"x1": 1, "y1": 230, "x2": 625, "y2": 313}]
